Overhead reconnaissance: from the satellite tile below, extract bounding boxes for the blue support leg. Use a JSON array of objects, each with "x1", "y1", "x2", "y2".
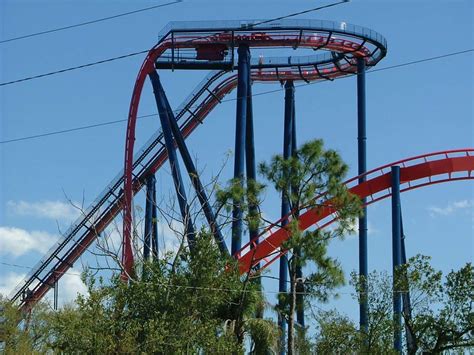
[
  {"x1": 144, "y1": 174, "x2": 156, "y2": 261},
  {"x1": 158, "y1": 78, "x2": 229, "y2": 255},
  {"x1": 232, "y1": 44, "x2": 250, "y2": 255},
  {"x1": 391, "y1": 166, "x2": 402, "y2": 353},
  {"x1": 357, "y1": 57, "x2": 369, "y2": 334},
  {"x1": 279, "y1": 80, "x2": 295, "y2": 354},
  {"x1": 292, "y1": 99, "x2": 305, "y2": 330},
  {"x1": 151, "y1": 183, "x2": 159, "y2": 260},
  {"x1": 245, "y1": 80, "x2": 258, "y2": 253},
  {"x1": 149, "y1": 70, "x2": 196, "y2": 249},
  {"x1": 401, "y1": 212, "x2": 416, "y2": 353}
]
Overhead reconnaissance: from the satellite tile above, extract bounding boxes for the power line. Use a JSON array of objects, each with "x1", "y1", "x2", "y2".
[
  {"x1": 0, "y1": 1, "x2": 345, "y2": 87},
  {"x1": 368, "y1": 49, "x2": 474, "y2": 73},
  {"x1": 0, "y1": 261, "x2": 82, "y2": 276},
  {"x1": 0, "y1": 1, "x2": 183, "y2": 44},
  {"x1": 0, "y1": 49, "x2": 149, "y2": 87},
  {"x1": 0, "y1": 114, "x2": 156, "y2": 144},
  {"x1": 250, "y1": 0, "x2": 349, "y2": 27},
  {"x1": 0, "y1": 48, "x2": 472, "y2": 145},
  {"x1": 0, "y1": 259, "x2": 410, "y2": 296}
]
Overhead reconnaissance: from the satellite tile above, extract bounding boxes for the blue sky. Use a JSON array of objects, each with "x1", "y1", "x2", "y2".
[{"x1": 0, "y1": 0, "x2": 472, "y2": 322}]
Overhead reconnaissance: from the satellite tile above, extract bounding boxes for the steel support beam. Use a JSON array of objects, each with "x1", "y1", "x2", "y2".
[
  {"x1": 245, "y1": 81, "x2": 259, "y2": 253},
  {"x1": 232, "y1": 44, "x2": 250, "y2": 255},
  {"x1": 53, "y1": 279, "x2": 58, "y2": 310},
  {"x1": 159, "y1": 79, "x2": 229, "y2": 255},
  {"x1": 401, "y1": 213, "x2": 416, "y2": 354},
  {"x1": 246, "y1": 72, "x2": 263, "y2": 322},
  {"x1": 151, "y1": 183, "x2": 159, "y2": 259},
  {"x1": 292, "y1": 101, "x2": 305, "y2": 329},
  {"x1": 245, "y1": 80, "x2": 257, "y2": 242},
  {"x1": 149, "y1": 70, "x2": 196, "y2": 249},
  {"x1": 357, "y1": 57, "x2": 369, "y2": 333},
  {"x1": 279, "y1": 79, "x2": 295, "y2": 354},
  {"x1": 391, "y1": 166, "x2": 402, "y2": 353},
  {"x1": 144, "y1": 174, "x2": 156, "y2": 261}
]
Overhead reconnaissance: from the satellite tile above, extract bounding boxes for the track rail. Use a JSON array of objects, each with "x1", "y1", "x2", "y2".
[{"x1": 235, "y1": 149, "x2": 474, "y2": 274}]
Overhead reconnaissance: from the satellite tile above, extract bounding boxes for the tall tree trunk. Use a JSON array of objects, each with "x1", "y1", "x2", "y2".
[{"x1": 288, "y1": 258, "x2": 297, "y2": 355}]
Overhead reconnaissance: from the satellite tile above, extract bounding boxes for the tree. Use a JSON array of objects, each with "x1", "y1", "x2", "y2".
[
  {"x1": 313, "y1": 309, "x2": 362, "y2": 354},
  {"x1": 42, "y1": 231, "x2": 278, "y2": 353},
  {"x1": 259, "y1": 139, "x2": 361, "y2": 354},
  {"x1": 0, "y1": 295, "x2": 51, "y2": 354},
  {"x1": 1, "y1": 231, "x2": 278, "y2": 353},
  {"x1": 313, "y1": 255, "x2": 474, "y2": 354},
  {"x1": 397, "y1": 256, "x2": 474, "y2": 353}
]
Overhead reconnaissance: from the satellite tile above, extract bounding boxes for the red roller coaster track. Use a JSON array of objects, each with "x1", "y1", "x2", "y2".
[{"x1": 235, "y1": 149, "x2": 474, "y2": 274}]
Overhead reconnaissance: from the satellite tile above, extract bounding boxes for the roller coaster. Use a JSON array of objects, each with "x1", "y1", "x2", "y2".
[{"x1": 9, "y1": 20, "x2": 473, "y2": 347}]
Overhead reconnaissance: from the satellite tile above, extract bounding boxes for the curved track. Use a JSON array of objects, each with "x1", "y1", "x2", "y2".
[{"x1": 236, "y1": 149, "x2": 474, "y2": 273}]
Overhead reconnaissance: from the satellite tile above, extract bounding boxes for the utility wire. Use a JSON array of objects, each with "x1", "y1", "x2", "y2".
[
  {"x1": 0, "y1": 1, "x2": 346, "y2": 87},
  {"x1": 0, "y1": 261, "x2": 82, "y2": 276},
  {"x1": 1, "y1": 48, "x2": 471, "y2": 145},
  {"x1": 0, "y1": 0, "x2": 183, "y2": 44},
  {"x1": 250, "y1": 0, "x2": 349, "y2": 27},
  {"x1": 368, "y1": 49, "x2": 474, "y2": 73},
  {"x1": 0, "y1": 260, "x2": 408, "y2": 296},
  {"x1": 0, "y1": 49, "x2": 149, "y2": 87},
  {"x1": 0, "y1": 114, "x2": 157, "y2": 144}
]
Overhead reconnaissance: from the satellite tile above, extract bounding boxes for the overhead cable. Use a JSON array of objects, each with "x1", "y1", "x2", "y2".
[{"x1": 0, "y1": 0, "x2": 183, "y2": 44}]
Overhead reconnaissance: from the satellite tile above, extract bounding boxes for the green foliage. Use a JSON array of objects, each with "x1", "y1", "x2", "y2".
[
  {"x1": 259, "y1": 139, "x2": 361, "y2": 354},
  {"x1": 1, "y1": 232, "x2": 278, "y2": 354},
  {"x1": 313, "y1": 309, "x2": 362, "y2": 354},
  {"x1": 314, "y1": 256, "x2": 473, "y2": 354},
  {"x1": 399, "y1": 257, "x2": 474, "y2": 353},
  {"x1": 245, "y1": 317, "x2": 279, "y2": 354},
  {"x1": 0, "y1": 296, "x2": 51, "y2": 354},
  {"x1": 215, "y1": 177, "x2": 265, "y2": 233},
  {"x1": 46, "y1": 231, "x2": 273, "y2": 353}
]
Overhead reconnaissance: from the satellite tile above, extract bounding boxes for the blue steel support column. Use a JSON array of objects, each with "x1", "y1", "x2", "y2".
[
  {"x1": 144, "y1": 174, "x2": 156, "y2": 261},
  {"x1": 149, "y1": 71, "x2": 196, "y2": 248},
  {"x1": 391, "y1": 166, "x2": 402, "y2": 353},
  {"x1": 291, "y1": 105, "x2": 297, "y2": 154},
  {"x1": 279, "y1": 80, "x2": 295, "y2": 354},
  {"x1": 246, "y1": 77, "x2": 264, "y2": 321},
  {"x1": 232, "y1": 44, "x2": 250, "y2": 255},
  {"x1": 357, "y1": 57, "x2": 369, "y2": 333},
  {"x1": 159, "y1": 84, "x2": 228, "y2": 255},
  {"x1": 292, "y1": 99, "x2": 305, "y2": 329},
  {"x1": 401, "y1": 213, "x2": 415, "y2": 353},
  {"x1": 245, "y1": 81, "x2": 258, "y2": 252},
  {"x1": 151, "y1": 184, "x2": 158, "y2": 259}
]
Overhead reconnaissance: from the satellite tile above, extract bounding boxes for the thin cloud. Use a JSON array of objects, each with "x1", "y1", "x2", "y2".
[
  {"x1": 7, "y1": 200, "x2": 79, "y2": 221},
  {"x1": 0, "y1": 272, "x2": 26, "y2": 297},
  {"x1": 0, "y1": 270, "x2": 88, "y2": 306},
  {"x1": 43, "y1": 268, "x2": 88, "y2": 307},
  {"x1": 0, "y1": 226, "x2": 58, "y2": 257},
  {"x1": 428, "y1": 199, "x2": 473, "y2": 217},
  {"x1": 344, "y1": 219, "x2": 378, "y2": 239}
]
